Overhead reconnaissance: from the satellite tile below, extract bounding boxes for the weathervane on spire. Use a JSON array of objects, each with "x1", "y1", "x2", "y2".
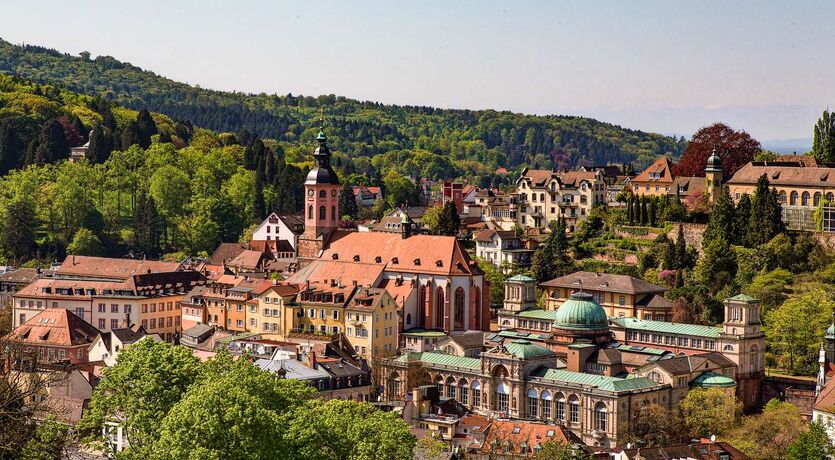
[{"x1": 319, "y1": 107, "x2": 325, "y2": 131}]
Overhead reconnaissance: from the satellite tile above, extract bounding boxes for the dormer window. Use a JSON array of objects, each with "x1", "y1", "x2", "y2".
[
  {"x1": 391, "y1": 257, "x2": 398, "y2": 265},
  {"x1": 353, "y1": 255, "x2": 360, "y2": 262},
  {"x1": 413, "y1": 258, "x2": 420, "y2": 266},
  {"x1": 332, "y1": 253, "x2": 339, "y2": 260}
]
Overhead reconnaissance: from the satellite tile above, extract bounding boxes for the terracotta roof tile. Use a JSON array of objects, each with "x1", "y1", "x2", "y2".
[
  {"x1": 727, "y1": 162, "x2": 835, "y2": 187},
  {"x1": 8, "y1": 308, "x2": 100, "y2": 347},
  {"x1": 57, "y1": 256, "x2": 180, "y2": 280}
]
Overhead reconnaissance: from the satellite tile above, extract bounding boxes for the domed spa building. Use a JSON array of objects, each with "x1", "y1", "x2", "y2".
[{"x1": 381, "y1": 278, "x2": 750, "y2": 447}]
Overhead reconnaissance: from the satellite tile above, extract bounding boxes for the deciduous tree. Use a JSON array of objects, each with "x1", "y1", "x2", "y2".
[
  {"x1": 679, "y1": 388, "x2": 740, "y2": 438},
  {"x1": 674, "y1": 123, "x2": 760, "y2": 178}
]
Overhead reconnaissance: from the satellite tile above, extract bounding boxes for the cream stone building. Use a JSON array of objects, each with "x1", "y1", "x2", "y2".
[{"x1": 516, "y1": 168, "x2": 606, "y2": 233}]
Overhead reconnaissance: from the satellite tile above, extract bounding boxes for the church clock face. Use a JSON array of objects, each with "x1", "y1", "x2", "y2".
[
  {"x1": 308, "y1": 189, "x2": 314, "y2": 196},
  {"x1": 331, "y1": 189, "x2": 337, "y2": 197}
]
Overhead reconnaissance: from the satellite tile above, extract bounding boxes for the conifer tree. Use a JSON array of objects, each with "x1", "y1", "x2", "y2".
[
  {"x1": 120, "y1": 121, "x2": 141, "y2": 150},
  {"x1": 2, "y1": 199, "x2": 36, "y2": 264},
  {"x1": 0, "y1": 119, "x2": 23, "y2": 174},
  {"x1": 28, "y1": 119, "x2": 69, "y2": 165},
  {"x1": 254, "y1": 162, "x2": 266, "y2": 220},
  {"x1": 437, "y1": 201, "x2": 460, "y2": 236},
  {"x1": 747, "y1": 174, "x2": 784, "y2": 247},
  {"x1": 648, "y1": 197, "x2": 657, "y2": 227},
  {"x1": 136, "y1": 109, "x2": 158, "y2": 148},
  {"x1": 338, "y1": 183, "x2": 358, "y2": 220},
  {"x1": 531, "y1": 218, "x2": 574, "y2": 282},
  {"x1": 627, "y1": 193, "x2": 634, "y2": 224},
  {"x1": 733, "y1": 193, "x2": 752, "y2": 246},
  {"x1": 703, "y1": 186, "x2": 735, "y2": 244},
  {"x1": 675, "y1": 223, "x2": 687, "y2": 268},
  {"x1": 133, "y1": 190, "x2": 160, "y2": 257},
  {"x1": 695, "y1": 234, "x2": 737, "y2": 295},
  {"x1": 813, "y1": 109, "x2": 835, "y2": 164},
  {"x1": 639, "y1": 195, "x2": 648, "y2": 225}
]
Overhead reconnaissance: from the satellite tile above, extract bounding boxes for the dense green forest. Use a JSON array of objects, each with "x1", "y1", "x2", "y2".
[
  {"x1": 0, "y1": 38, "x2": 686, "y2": 187},
  {"x1": 0, "y1": 72, "x2": 311, "y2": 264}
]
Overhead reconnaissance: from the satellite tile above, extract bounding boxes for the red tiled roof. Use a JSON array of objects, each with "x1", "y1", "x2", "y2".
[
  {"x1": 480, "y1": 419, "x2": 573, "y2": 456},
  {"x1": 227, "y1": 250, "x2": 266, "y2": 270},
  {"x1": 815, "y1": 376, "x2": 835, "y2": 413},
  {"x1": 8, "y1": 308, "x2": 100, "y2": 347},
  {"x1": 288, "y1": 260, "x2": 385, "y2": 287},
  {"x1": 633, "y1": 157, "x2": 676, "y2": 184},
  {"x1": 727, "y1": 162, "x2": 835, "y2": 187},
  {"x1": 319, "y1": 232, "x2": 478, "y2": 276},
  {"x1": 57, "y1": 256, "x2": 180, "y2": 280}
]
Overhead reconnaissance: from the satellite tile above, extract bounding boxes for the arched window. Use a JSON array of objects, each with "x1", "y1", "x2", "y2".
[
  {"x1": 435, "y1": 288, "x2": 445, "y2": 330},
  {"x1": 815, "y1": 192, "x2": 822, "y2": 206},
  {"x1": 454, "y1": 287, "x2": 465, "y2": 329},
  {"x1": 527, "y1": 388, "x2": 539, "y2": 418},
  {"x1": 446, "y1": 377, "x2": 456, "y2": 399},
  {"x1": 802, "y1": 191, "x2": 811, "y2": 206},
  {"x1": 319, "y1": 190, "x2": 326, "y2": 198},
  {"x1": 569, "y1": 395, "x2": 580, "y2": 424},
  {"x1": 790, "y1": 191, "x2": 798, "y2": 205},
  {"x1": 723, "y1": 344, "x2": 734, "y2": 351},
  {"x1": 434, "y1": 375, "x2": 443, "y2": 395},
  {"x1": 495, "y1": 382, "x2": 510, "y2": 413},
  {"x1": 539, "y1": 193, "x2": 545, "y2": 202},
  {"x1": 828, "y1": 193, "x2": 834, "y2": 203},
  {"x1": 555, "y1": 393, "x2": 565, "y2": 421},
  {"x1": 406, "y1": 313, "x2": 412, "y2": 326},
  {"x1": 594, "y1": 402, "x2": 608, "y2": 431},
  {"x1": 541, "y1": 390, "x2": 552, "y2": 420},
  {"x1": 778, "y1": 190, "x2": 786, "y2": 204},
  {"x1": 388, "y1": 372, "x2": 401, "y2": 398},
  {"x1": 319, "y1": 205, "x2": 326, "y2": 220},
  {"x1": 472, "y1": 381, "x2": 481, "y2": 407},
  {"x1": 331, "y1": 205, "x2": 336, "y2": 220},
  {"x1": 308, "y1": 205, "x2": 313, "y2": 219},
  {"x1": 647, "y1": 371, "x2": 662, "y2": 383},
  {"x1": 459, "y1": 379, "x2": 469, "y2": 405}
]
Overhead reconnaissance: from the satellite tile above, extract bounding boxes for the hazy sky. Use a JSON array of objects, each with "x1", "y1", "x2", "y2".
[{"x1": 2, "y1": 0, "x2": 834, "y2": 140}]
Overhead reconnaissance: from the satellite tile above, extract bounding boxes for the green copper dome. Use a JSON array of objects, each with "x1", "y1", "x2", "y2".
[
  {"x1": 690, "y1": 372, "x2": 736, "y2": 388},
  {"x1": 705, "y1": 148, "x2": 722, "y2": 172},
  {"x1": 507, "y1": 274, "x2": 535, "y2": 283},
  {"x1": 553, "y1": 292, "x2": 608, "y2": 331},
  {"x1": 504, "y1": 339, "x2": 554, "y2": 359}
]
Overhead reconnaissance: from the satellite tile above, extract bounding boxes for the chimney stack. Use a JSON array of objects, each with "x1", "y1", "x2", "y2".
[{"x1": 308, "y1": 350, "x2": 316, "y2": 369}]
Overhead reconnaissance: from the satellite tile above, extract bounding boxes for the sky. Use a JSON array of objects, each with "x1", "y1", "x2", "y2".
[{"x1": 2, "y1": 0, "x2": 834, "y2": 142}]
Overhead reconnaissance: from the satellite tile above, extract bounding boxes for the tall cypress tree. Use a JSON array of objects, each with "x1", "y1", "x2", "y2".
[
  {"x1": 733, "y1": 194, "x2": 752, "y2": 245},
  {"x1": 703, "y1": 186, "x2": 735, "y2": 244},
  {"x1": 627, "y1": 193, "x2": 635, "y2": 224},
  {"x1": 648, "y1": 197, "x2": 657, "y2": 227},
  {"x1": 133, "y1": 190, "x2": 160, "y2": 257},
  {"x1": 675, "y1": 223, "x2": 687, "y2": 268},
  {"x1": 747, "y1": 174, "x2": 784, "y2": 246},
  {"x1": 639, "y1": 196, "x2": 647, "y2": 225}
]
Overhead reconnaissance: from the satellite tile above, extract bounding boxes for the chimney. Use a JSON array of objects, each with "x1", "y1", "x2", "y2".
[
  {"x1": 308, "y1": 350, "x2": 316, "y2": 369},
  {"x1": 304, "y1": 280, "x2": 310, "y2": 291}
]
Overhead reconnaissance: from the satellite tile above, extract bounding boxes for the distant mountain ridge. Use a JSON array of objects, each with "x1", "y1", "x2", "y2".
[{"x1": 0, "y1": 38, "x2": 686, "y2": 180}]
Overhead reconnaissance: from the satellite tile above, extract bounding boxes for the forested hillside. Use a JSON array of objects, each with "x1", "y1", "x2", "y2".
[
  {"x1": 0, "y1": 72, "x2": 308, "y2": 265},
  {"x1": 0, "y1": 38, "x2": 686, "y2": 186}
]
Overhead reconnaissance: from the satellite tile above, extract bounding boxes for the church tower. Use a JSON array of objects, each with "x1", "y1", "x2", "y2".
[
  {"x1": 297, "y1": 119, "x2": 341, "y2": 262},
  {"x1": 705, "y1": 147, "x2": 723, "y2": 205}
]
